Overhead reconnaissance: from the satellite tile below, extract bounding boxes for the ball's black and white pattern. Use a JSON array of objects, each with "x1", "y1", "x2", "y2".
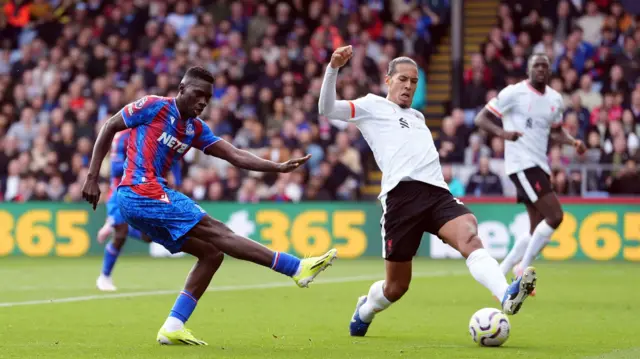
[{"x1": 468, "y1": 308, "x2": 511, "y2": 347}]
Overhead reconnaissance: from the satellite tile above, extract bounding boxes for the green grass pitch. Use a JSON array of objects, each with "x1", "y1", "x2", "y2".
[{"x1": 1, "y1": 257, "x2": 638, "y2": 358}]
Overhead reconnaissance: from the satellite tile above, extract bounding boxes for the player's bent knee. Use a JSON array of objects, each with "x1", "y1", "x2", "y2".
[
  {"x1": 199, "y1": 243, "x2": 223, "y2": 264},
  {"x1": 455, "y1": 214, "x2": 482, "y2": 256},
  {"x1": 547, "y1": 211, "x2": 564, "y2": 229},
  {"x1": 112, "y1": 225, "x2": 128, "y2": 249},
  {"x1": 206, "y1": 250, "x2": 224, "y2": 266},
  {"x1": 459, "y1": 236, "x2": 484, "y2": 258},
  {"x1": 384, "y1": 280, "x2": 410, "y2": 302}
]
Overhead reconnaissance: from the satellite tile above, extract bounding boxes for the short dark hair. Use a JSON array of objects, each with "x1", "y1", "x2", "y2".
[
  {"x1": 387, "y1": 57, "x2": 417, "y2": 76},
  {"x1": 527, "y1": 53, "x2": 550, "y2": 71},
  {"x1": 184, "y1": 66, "x2": 214, "y2": 83}
]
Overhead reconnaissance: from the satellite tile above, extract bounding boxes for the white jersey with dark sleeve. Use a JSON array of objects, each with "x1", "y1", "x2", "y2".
[
  {"x1": 319, "y1": 66, "x2": 448, "y2": 200},
  {"x1": 485, "y1": 80, "x2": 564, "y2": 175}
]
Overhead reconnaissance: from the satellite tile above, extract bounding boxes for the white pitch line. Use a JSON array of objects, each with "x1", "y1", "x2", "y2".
[
  {"x1": 581, "y1": 348, "x2": 640, "y2": 359},
  {"x1": 0, "y1": 270, "x2": 465, "y2": 308}
]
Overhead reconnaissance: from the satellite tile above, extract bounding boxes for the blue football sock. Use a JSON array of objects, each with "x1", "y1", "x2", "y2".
[
  {"x1": 271, "y1": 252, "x2": 301, "y2": 277},
  {"x1": 101, "y1": 242, "x2": 120, "y2": 276},
  {"x1": 127, "y1": 226, "x2": 141, "y2": 240},
  {"x1": 169, "y1": 290, "x2": 198, "y2": 323}
]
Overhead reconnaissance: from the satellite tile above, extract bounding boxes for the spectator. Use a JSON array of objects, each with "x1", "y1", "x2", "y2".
[
  {"x1": 609, "y1": 157, "x2": 640, "y2": 194},
  {"x1": 549, "y1": 144, "x2": 571, "y2": 170},
  {"x1": 577, "y1": 1, "x2": 605, "y2": 46},
  {"x1": 521, "y1": 9, "x2": 545, "y2": 45},
  {"x1": 533, "y1": 31, "x2": 564, "y2": 63},
  {"x1": 565, "y1": 93, "x2": 591, "y2": 139},
  {"x1": 464, "y1": 133, "x2": 491, "y2": 166},
  {"x1": 237, "y1": 177, "x2": 262, "y2": 203},
  {"x1": 321, "y1": 146, "x2": 359, "y2": 200},
  {"x1": 621, "y1": 110, "x2": 639, "y2": 146},
  {"x1": 491, "y1": 137, "x2": 505, "y2": 159},
  {"x1": 617, "y1": 37, "x2": 640, "y2": 83},
  {"x1": 206, "y1": 182, "x2": 224, "y2": 201},
  {"x1": 463, "y1": 69, "x2": 490, "y2": 110},
  {"x1": 438, "y1": 117, "x2": 464, "y2": 163},
  {"x1": 335, "y1": 132, "x2": 362, "y2": 176},
  {"x1": 442, "y1": 164, "x2": 465, "y2": 197},
  {"x1": 600, "y1": 135, "x2": 630, "y2": 188},
  {"x1": 7, "y1": 107, "x2": 39, "y2": 152},
  {"x1": 551, "y1": 169, "x2": 569, "y2": 195},
  {"x1": 604, "y1": 120, "x2": 639, "y2": 155},
  {"x1": 465, "y1": 156, "x2": 503, "y2": 196},
  {"x1": 246, "y1": 4, "x2": 270, "y2": 48},
  {"x1": 601, "y1": 65, "x2": 630, "y2": 99},
  {"x1": 627, "y1": 90, "x2": 640, "y2": 124},
  {"x1": 303, "y1": 176, "x2": 332, "y2": 201},
  {"x1": 590, "y1": 92, "x2": 623, "y2": 124},
  {"x1": 263, "y1": 133, "x2": 291, "y2": 164},
  {"x1": 548, "y1": 1, "x2": 576, "y2": 43},
  {"x1": 166, "y1": 1, "x2": 197, "y2": 39},
  {"x1": 268, "y1": 178, "x2": 292, "y2": 203},
  {"x1": 47, "y1": 175, "x2": 65, "y2": 201},
  {"x1": 464, "y1": 53, "x2": 492, "y2": 88},
  {"x1": 564, "y1": 112, "x2": 582, "y2": 146},
  {"x1": 483, "y1": 42, "x2": 507, "y2": 89},
  {"x1": 576, "y1": 74, "x2": 603, "y2": 111}
]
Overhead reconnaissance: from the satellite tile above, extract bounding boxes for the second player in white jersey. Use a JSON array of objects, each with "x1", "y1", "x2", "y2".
[
  {"x1": 486, "y1": 80, "x2": 565, "y2": 175},
  {"x1": 475, "y1": 54, "x2": 586, "y2": 294}
]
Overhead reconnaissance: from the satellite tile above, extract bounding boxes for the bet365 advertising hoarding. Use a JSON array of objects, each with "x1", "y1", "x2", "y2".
[{"x1": 0, "y1": 199, "x2": 638, "y2": 261}]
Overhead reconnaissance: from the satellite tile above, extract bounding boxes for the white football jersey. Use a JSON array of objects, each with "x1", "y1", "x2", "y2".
[
  {"x1": 341, "y1": 94, "x2": 448, "y2": 199},
  {"x1": 486, "y1": 81, "x2": 564, "y2": 175}
]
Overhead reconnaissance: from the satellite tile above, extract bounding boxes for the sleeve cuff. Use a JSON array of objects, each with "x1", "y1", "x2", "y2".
[
  {"x1": 201, "y1": 137, "x2": 223, "y2": 152},
  {"x1": 485, "y1": 104, "x2": 503, "y2": 118},
  {"x1": 326, "y1": 65, "x2": 340, "y2": 75},
  {"x1": 120, "y1": 108, "x2": 132, "y2": 128}
]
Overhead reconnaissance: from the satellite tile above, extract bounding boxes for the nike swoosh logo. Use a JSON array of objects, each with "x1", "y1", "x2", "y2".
[{"x1": 309, "y1": 254, "x2": 330, "y2": 270}]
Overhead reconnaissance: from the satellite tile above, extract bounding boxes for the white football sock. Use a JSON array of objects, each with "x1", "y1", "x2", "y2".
[
  {"x1": 500, "y1": 234, "x2": 531, "y2": 276},
  {"x1": 466, "y1": 248, "x2": 509, "y2": 300},
  {"x1": 520, "y1": 220, "x2": 554, "y2": 269},
  {"x1": 358, "y1": 280, "x2": 392, "y2": 323},
  {"x1": 162, "y1": 316, "x2": 184, "y2": 332}
]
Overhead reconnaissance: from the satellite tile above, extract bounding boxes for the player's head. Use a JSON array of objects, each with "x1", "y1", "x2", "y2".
[
  {"x1": 385, "y1": 56, "x2": 418, "y2": 108},
  {"x1": 527, "y1": 53, "x2": 551, "y2": 86},
  {"x1": 177, "y1": 66, "x2": 214, "y2": 118}
]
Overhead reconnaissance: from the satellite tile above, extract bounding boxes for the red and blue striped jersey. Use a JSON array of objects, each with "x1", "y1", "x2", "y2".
[{"x1": 119, "y1": 95, "x2": 220, "y2": 187}]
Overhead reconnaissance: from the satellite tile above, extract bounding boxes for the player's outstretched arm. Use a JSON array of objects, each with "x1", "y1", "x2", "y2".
[
  {"x1": 318, "y1": 45, "x2": 355, "y2": 121},
  {"x1": 82, "y1": 113, "x2": 128, "y2": 209},
  {"x1": 474, "y1": 108, "x2": 522, "y2": 142},
  {"x1": 205, "y1": 139, "x2": 311, "y2": 173},
  {"x1": 550, "y1": 124, "x2": 586, "y2": 154}
]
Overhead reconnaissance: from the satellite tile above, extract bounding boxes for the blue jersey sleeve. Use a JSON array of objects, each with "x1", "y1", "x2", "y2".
[
  {"x1": 171, "y1": 161, "x2": 183, "y2": 187},
  {"x1": 120, "y1": 96, "x2": 165, "y2": 128},
  {"x1": 192, "y1": 118, "x2": 221, "y2": 151}
]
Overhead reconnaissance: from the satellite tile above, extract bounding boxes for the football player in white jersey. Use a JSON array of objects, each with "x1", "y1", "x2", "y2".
[
  {"x1": 319, "y1": 46, "x2": 537, "y2": 337},
  {"x1": 474, "y1": 54, "x2": 586, "y2": 289}
]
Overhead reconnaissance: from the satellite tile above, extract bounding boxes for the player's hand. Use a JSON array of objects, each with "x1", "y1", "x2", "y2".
[
  {"x1": 278, "y1": 154, "x2": 311, "y2": 173},
  {"x1": 573, "y1": 139, "x2": 586, "y2": 155},
  {"x1": 500, "y1": 131, "x2": 523, "y2": 141},
  {"x1": 330, "y1": 45, "x2": 353, "y2": 69},
  {"x1": 82, "y1": 175, "x2": 101, "y2": 210}
]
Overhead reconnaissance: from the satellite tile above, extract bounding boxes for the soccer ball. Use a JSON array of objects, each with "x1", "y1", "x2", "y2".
[{"x1": 468, "y1": 308, "x2": 510, "y2": 347}]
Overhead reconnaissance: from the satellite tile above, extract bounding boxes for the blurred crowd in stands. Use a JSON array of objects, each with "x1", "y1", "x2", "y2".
[
  {"x1": 0, "y1": 0, "x2": 448, "y2": 202},
  {"x1": 1, "y1": 0, "x2": 637, "y2": 203},
  {"x1": 446, "y1": 0, "x2": 640, "y2": 196}
]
